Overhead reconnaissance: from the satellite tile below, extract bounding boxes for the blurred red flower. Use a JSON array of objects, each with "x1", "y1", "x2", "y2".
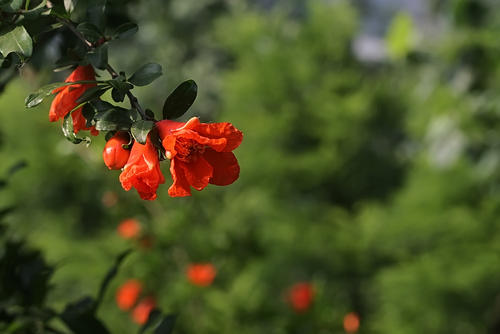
[
  {"x1": 132, "y1": 296, "x2": 156, "y2": 325},
  {"x1": 49, "y1": 65, "x2": 98, "y2": 135},
  {"x1": 119, "y1": 136, "x2": 165, "y2": 200},
  {"x1": 343, "y1": 312, "x2": 360, "y2": 333},
  {"x1": 101, "y1": 191, "x2": 118, "y2": 207},
  {"x1": 117, "y1": 218, "x2": 141, "y2": 239},
  {"x1": 116, "y1": 279, "x2": 142, "y2": 311},
  {"x1": 157, "y1": 117, "x2": 243, "y2": 197},
  {"x1": 287, "y1": 282, "x2": 315, "y2": 313},
  {"x1": 186, "y1": 263, "x2": 216, "y2": 287},
  {"x1": 103, "y1": 132, "x2": 131, "y2": 170}
]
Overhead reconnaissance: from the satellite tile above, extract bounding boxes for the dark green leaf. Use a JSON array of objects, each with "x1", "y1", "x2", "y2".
[
  {"x1": 131, "y1": 120, "x2": 154, "y2": 144},
  {"x1": 95, "y1": 249, "x2": 132, "y2": 309},
  {"x1": 62, "y1": 113, "x2": 91, "y2": 145},
  {"x1": 88, "y1": 44, "x2": 108, "y2": 70},
  {"x1": 25, "y1": 82, "x2": 66, "y2": 108},
  {"x1": 86, "y1": 0, "x2": 106, "y2": 30},
  {"x1": 138, "y1": 310, "x2": 162, "y2": 334},
  {"x1": 145, "y1": 109, "x2": 156, "y2": 119},
  {"x1": 112, "y1": 22, "x2": 138, "y2": 40},
  {"x1": 94, "y1": 109, "x2": 133, "y2": 131},
  {"x1": 82, "y1": 103, "x2": 96, "y2": 127},
  {"x1": 128, "y1": 63, "x2": 162, "y2": 86},
  {"x1": 104, "y1": 131, "x2": 116, "y2": 141},
  {"x1": 25, "y1": 80, "x2": 100, "y2": 108},
  {"x1": 7, "y1": 160, "x2": 27, "y2": 176},
  {"x1": 154, "y1": 315, "x2": 177, "y2": 334},
  {"x1": 77, "y1": 22, "x2": 102, "y2": 43},
  {"x1": 61, "y1": 297, "x2": 110, "y2": 334},
  {"x1": 1, "y1": 0, "x2": 23, "y2": 12},
  {"x1": 75, "y1": 86, "x2": 110, "y2": 104},
  {"x1": 162, "y1": 80, "x2": 197, "y2": 120},
  {"x1": 108, "y1": 79, "x2": 132, "y2": 102},
  {"x1": 90, "y1": 99, "x2": 114, "y2": 112},
  {"x1": 0, "y1": 26, "x2": 33, "y2": 58}
]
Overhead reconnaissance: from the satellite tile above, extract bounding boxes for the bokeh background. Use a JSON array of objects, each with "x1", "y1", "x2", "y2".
[{"x1": 2, "y1": 0, "x2": 500, "y2": 332}]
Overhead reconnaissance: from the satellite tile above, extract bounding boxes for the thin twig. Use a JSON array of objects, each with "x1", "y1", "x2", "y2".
[{"x1": 56, "y1": 17, "x2": 150, "y2": 121}]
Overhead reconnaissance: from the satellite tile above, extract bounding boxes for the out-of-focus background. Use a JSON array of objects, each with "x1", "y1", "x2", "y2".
[{"x1": 2, "y1": 0, "x2": 500, "y2": 332}]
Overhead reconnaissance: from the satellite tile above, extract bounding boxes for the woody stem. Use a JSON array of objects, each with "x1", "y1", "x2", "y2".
[{"x1": 56, "y1": 18, "x2": 150, "y2": 121}]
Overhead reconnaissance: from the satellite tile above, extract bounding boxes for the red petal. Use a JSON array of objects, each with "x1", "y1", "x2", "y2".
[
  {"x1": 175, "y1": 129, "x2": 227, "y2": 152},
  {"x1": 180, "y1": 156, "x2": 213, "y2": 191},
  {"x1": 193, "y1": 122, "x2": 243, "y2": 152},
  {"x1": 203, "y1": 148, "x2": 240, "y2": 186},
  {"x1": 168, "y1": 159, "x2": 192, "y2": 197}
]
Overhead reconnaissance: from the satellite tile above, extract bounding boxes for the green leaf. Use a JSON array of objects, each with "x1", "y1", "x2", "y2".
[
  {"x1": 94, "y1": 109, "x2": 133, "y2": 131},
  {"x1": 162, "y1": 80, "x2": 197, "y2": 120},
  {"x1": 88, "y1": 44, "x2": 108, "y2": 70},
  {"x1": 108, "y1": 79, "x2": 132, "y2": 102},
  {"x1": 95, "y1": 249, "x2": 132, "y2": 309},
  {"x1": 61, "y1": 297, "x2": 110, "y2": 334},
  {"x1": 62, "y1": 113, "x2": 91, "y2": 145},
  {"x1": 25, "y1": 80, "x2": 100, "y2": 108},
  {"x1": 75, "y1": 86, "x2": 110, "y2": 104},
  {"x1": 0, "y1": 26, "x2": 33, "y2": 58},
  {"x1": 128, "y1": 63, "x2": 162, "y2": 86},
  {"x1": 7, "y1": 160, "x2": 27, "y2": 176},
  {"x1": 386, "y1": 12, "x2": 415, "y2": 60},
  {"x1": 1, "y1": 0, "x2": 23, "y2": 12},
  {"x1": 154, "y1": 315, "x2": 177, "y2": 334},
  {"x1": 82, "y1": 103, "x2": 96, "y2": 127},
  {"x1": 77, "y1": 22, "x2": 102, "y2": 43},
  {"x1": 112, "y1": 22, "x2": 138, "y2": 40},
  {"x1": 131, "y1": 120, "x2": 154, "y2": 144},
  {"x1": 25, "y1": 82, "x2": 66, "y2": 108}
]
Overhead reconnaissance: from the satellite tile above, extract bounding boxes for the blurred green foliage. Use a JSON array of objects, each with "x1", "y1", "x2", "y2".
[{"x1": 2, "y1": 0, "x2": 500, "y2": 333}]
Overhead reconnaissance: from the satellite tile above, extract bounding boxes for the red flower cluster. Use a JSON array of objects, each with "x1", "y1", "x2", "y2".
[
  {"x1": 115, "y1": 279, "x2": 156, "y2": 325},
  {"x1": 51, "y1": 66, "x2": 243, "y2": 201},
  {"x1": 114, "y1": 117, "x2": 242, "y2": 200},
  {"x1": 49, "y1": 65, "x2": 98, "y2": 135},
  {"x1": 186, "y1": 263, "x2": 217, "y2": 287},
  {"x1": 287, "y1": 282, "x2": 315, "y2": 313}
]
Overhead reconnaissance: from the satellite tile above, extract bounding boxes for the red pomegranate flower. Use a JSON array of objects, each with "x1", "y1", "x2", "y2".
[
  {"x1": 116, "y1": 279, "x2": 142, "y2": 311},
  {"x1": 49, "y1": 65, "x2": 98, "y2": 135},
  {"x1": 287, "y1": 282, "x2": 315, "y2": 313},
  {"x1": 186, "y1": 263, "x2": 216, "y2": 287},
  {"x1": 157, "y1": 117, "x2": 243, "y2": 197},
  {"x1": 103, "y1": 132, "x2": 131, "y2": 170},
  {"x1": 117, "y1": 218, "x2": 141, "y2": 239},
  {"x1": 119, "y1": 136, "x2": 165, "y2": 200},
  {"x1": 343, "y1": 312, "x2": 360, "y2": 333},
  {"x1": 132, "y1": 296, "x2": 156, "y2": 325}
]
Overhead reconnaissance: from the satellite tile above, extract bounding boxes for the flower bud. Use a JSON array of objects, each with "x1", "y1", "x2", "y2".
[{"x1": 103, "y1": 132, "x2": 131, "y2": 170}]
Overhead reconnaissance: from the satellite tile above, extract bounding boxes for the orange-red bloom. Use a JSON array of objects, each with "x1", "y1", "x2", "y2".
[
  {"x1": 132, "y1": 296, "x2": 156, "y2": 325},
  {"x1": 49, "y1": 65, "x2": 98, "y2": 135},
  {"x1": 117, "y1": 218, "x2": 141, "y2": 239},
  {"x1": 343, "y1": 312, "x2": 360, "y2": 333},
  {"x1": 119, "y1": 136, "x2": 165, "y2": 200},
  {"x1": 186, "y1": 263, "x2": 216, "y2": 287},
  {"x1": 103, "y1": 132, "x2": 131, "y2": 170},
  {"x1": 287, "y1": 282, "x2": 315, "y2": 313},
  {"x1": 116, "y1": 279, "x2": 142, "y2": 311},
  {"x1": 157, "y1": 117, "x2": 243, "y2": 197}
]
